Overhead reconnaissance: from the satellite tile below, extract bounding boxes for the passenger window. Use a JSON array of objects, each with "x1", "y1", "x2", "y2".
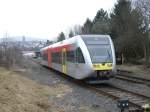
[
  {"x1": 67, "y1": 51, "x2": 75, "y2": 63},
  {"x1": 66, "y1": 48, "x2": 85, "y2": 63},
  {"x1": 52, "y1": 52, "x2": 61, "y2": 64},
  {"x1": 76, "y1": 48, "x2": 85, "y2": 63}
]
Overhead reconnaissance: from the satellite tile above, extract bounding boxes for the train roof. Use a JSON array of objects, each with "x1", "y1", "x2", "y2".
[
  {"x1": 81, "y1": 35, "x2": 110, "y2": 38},
  {"x1": 41, "y1": 35, "x2": 111, "y2": 51}
]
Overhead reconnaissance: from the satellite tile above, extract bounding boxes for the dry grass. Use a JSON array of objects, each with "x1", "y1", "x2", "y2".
[
  {"x1": 0, "y1": 67, "x2": 72, "y2": 112},
  {"x1": 117, "y1": 64, "x2": 150, "y2": 76}
]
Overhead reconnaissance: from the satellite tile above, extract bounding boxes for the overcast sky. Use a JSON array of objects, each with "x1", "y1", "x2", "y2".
[{"x1": 0, "y1": 0, "x2": 117, "y2": 40}]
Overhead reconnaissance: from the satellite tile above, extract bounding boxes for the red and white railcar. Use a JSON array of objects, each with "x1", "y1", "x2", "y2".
[{"x1": 40, "y1": 35, "x2": 116, "y2": 80}]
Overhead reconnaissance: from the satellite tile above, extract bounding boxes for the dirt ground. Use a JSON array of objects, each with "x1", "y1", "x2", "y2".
[{"x1": 0, "y1": 67, "x2": 74, "y2": 112}]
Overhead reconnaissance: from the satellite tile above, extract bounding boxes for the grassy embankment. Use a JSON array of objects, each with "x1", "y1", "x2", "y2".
[{"x1": 0, "y1": 67, "x2": 71, "y2": 112}]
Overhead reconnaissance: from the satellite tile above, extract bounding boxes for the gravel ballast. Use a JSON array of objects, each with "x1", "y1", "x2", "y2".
[
  {"x1": 13, "y1": 59, "x2": 150, "y2": 112},
  {"x1": 18, "y1": 59, "x2": 121, "y2": 112}
]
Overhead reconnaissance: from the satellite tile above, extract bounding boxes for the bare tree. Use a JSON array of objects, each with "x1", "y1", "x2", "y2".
[
  {"x1": 133, "y1": 0, "x2": 150, "y2": 64},
  {"x1": 0, "y1": 37, "x2": 23, "y2": 68},
  {"x1": 69, "y1": 25, "x2": 82, "y2": 36},
  {"x1": 133, "y1": 0, "x2": 150, "y2": 27}
]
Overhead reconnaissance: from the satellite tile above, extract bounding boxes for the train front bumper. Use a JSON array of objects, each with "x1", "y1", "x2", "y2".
[
  {"x1": 92, "y1": 63, "x2": 115, "y2": 79},
  {"x1": 93, "y1": 63, "x2": 113, "y2": 71}
]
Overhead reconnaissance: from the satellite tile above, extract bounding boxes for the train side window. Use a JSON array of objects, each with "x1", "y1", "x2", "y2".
[
  {"x1": 67, "y1": 51, "x2": 75, "y2": 63},
  {"x1": 52, "y1": 52, "x2": 61, "y2": 64},
  {"x1": 51, "y1": 53, "x2": 55, "y2": 63},
  {"x1": 76, "y1": 48, "x2": 85, "y2": 63}
]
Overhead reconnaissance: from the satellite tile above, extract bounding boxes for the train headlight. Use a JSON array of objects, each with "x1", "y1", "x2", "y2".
[
  {"x1": 107, "y1": 63, "x2": 112, "y2": 67},
  {"x1": 93, "y1": 64, "x2": 99, "y2": 68}
]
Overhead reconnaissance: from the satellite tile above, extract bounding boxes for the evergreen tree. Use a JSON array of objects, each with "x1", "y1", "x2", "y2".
[
  {"x1": 57, "y1": 32, "x2": 65, "y2": 42},
  {"x1": 82, "y1": 18, "x2": 93, "y2": 34},
  {"x1": 46, "y1": 40, "x2": 53, "y2": 46},
  {"x1": 92, "y1": 9, "x2": 110, "y2": 34},
  {"x1": 111, "y1": 0, "x2": 147, "y2": 62},
  {"x1": 69, "y1": 30, "x2": 74, "y2": 38}
]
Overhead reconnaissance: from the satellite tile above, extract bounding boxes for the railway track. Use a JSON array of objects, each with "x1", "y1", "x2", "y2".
[
  {"x1": 115, "y1": 75, "x2": 150, "y2": 87},
  {"x1": 116, "y1": 70, "x2": 150, "y2": 87},
  {"x1": 42, "y1": 65, "x2": 150, "y2": 111},
  {"x1": 86, "y1": 84, "x2": 150, "y2": 111}
]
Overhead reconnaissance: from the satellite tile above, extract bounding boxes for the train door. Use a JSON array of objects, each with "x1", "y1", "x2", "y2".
[{"x1": 62, "y1": 48, "x2": 67, "y2": 74}]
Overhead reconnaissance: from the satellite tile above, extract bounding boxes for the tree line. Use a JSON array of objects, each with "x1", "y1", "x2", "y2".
[{"x1": 56, "y1": 0, "x2": 150, "y2": 65}]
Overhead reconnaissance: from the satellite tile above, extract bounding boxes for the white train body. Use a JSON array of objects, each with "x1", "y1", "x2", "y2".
[{"x1": 40, "y1": 35, "x2": 116, "y2": 80}]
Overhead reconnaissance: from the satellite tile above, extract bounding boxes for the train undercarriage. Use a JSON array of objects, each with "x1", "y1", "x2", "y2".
[{"x1": 84, "y1": 70, "x2": 115, "y2": 84}]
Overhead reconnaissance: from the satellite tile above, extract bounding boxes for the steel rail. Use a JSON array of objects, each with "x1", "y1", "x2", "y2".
[
  {"x1": 115, "y1": 75, "x2": 150, "y2": 87},
  {"x1": 41, "y1": 65, "x2": 150, "y2": 111},
  {"x1": 85, "y1": 84, "x2": 150, "y2": 111},
  {"x1": 117, "y1": 69, "x2": 150, "y2": 87}
]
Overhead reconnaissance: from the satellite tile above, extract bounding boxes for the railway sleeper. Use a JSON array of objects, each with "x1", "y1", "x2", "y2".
[{"x1": 129, "y1": 108, "x2": 143, "y2": 112}]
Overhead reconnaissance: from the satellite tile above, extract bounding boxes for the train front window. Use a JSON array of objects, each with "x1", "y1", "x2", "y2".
[{"x1": 87, "y1": 45, "x2": 112, "y2": 63}]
